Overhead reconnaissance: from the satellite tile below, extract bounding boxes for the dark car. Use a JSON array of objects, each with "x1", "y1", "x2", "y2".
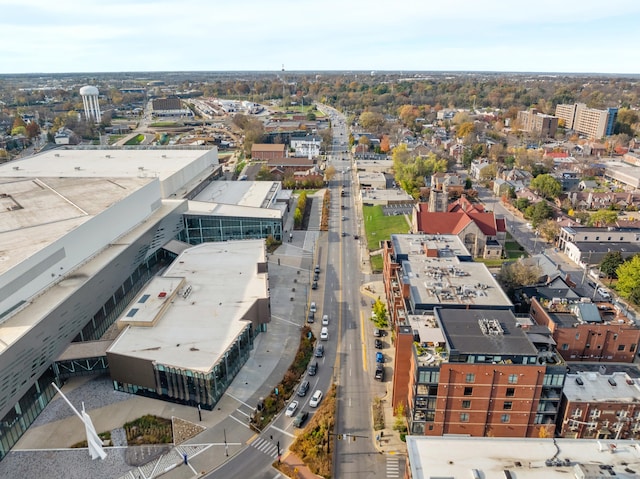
[
  {"x1": 353, "y1": 235, "x2": 359, "y2": 240},
  {"x1": 341, "y1": 231, "x2": 347, "y2": 237},
  {"x1": 297, "y1": 380, "x2": 310, "y2": 397},
  {"x1": 375, "y1": 364, "x2": 384, "y2": 381},
  {"x1": 312, "y1": 281, "x2": 318, "y2": 290},
  {"x1": 307, "y1": 311, "x2": 315, "y2": 323},
  {"x1": 308, "y1": 361, "x2": 318, "y2": 376},
  {"x1": 293, "y1": 410, "x2": 309, "y2": 428},
  {"x1": 374, "y1": 339, "x2": 383, "y2": 349},
  {"x1": 313, "y1": 272, "x2": 319, "y2": 281},
  {"x1": 315, "y1": 344, "x2": 325, "y2": 358},
  {"x1": 314, "y1": 265, "x2": 320, "y2": 274}
]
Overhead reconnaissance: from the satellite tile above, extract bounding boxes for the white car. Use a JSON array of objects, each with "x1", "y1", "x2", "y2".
[
  {"x1": 320, "y1": 327, "x2": 329, "y2": 341},
  {"x1": 322, "y1": 315, "x2": 329, "y2": 325},
  {"x1": 310, "y1": 302, "x2": 317, "y2": 313},
  {"x1": 309, "y1": 390, "x2": 323, "y2": 408},
  {"x1": 597, "y1": 287, "x2": 611, "y2": 299},
  {"x1": 285, "y1": 400, "x2": 299, "y2": 417}
]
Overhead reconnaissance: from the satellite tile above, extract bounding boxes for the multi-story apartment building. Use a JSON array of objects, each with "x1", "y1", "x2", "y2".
[
  {"x1": 517, "y1": 108, "x2": 558, "y2": 137},
  {"x1": 554, "y1": 103, "x2": 618, "y2": 139},
  {"x1": 382, "y1": 234, "x2": 513, "y2": 327},
  {"x1": 530, "y1": 298, "x2": 640, "y2": 363},
  {"x1": 559, "y1": 369, "x2": 640, "y2": 440},
  {"x1": 396, "y1": 308, "x2": 566, "y2": 438}
]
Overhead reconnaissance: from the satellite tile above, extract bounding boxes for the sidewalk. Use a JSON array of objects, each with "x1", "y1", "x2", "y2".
[{"x1": 360, "y1": 281, "x2": 407, "y2": 457}]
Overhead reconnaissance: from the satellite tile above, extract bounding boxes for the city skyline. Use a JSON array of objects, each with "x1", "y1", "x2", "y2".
[{"x1": 1, "y1": 0, "x2": 640, "y2": 75}]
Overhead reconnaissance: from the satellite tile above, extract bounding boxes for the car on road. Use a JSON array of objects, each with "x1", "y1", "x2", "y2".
[
  {"x1": 315, "y1": 344, "x2": 324, "y2": 358},
  {"x1": 297, "y1": 380, "x2": 310, "y2": 397},
  {"x1": 307, "y1": 311, "x2": 315, "y2": 323},
  {"x1": 341, "y1": 231, "x2": 347, "y2": 237},
  {"x1": 313, "y1": 272, "x2": 319, "y2": 281},
  {"x1": 312, "y1": 281, "x2": 318, "y2": 290},
  {"x1": 322, "y1": 315, "x2": 329, "y2": 325},
  {"x1": 320, "y1": 327, "x2": 329, "y2": 341},
  {"x1": 308, "y1": 361, "x2": 318, "y2": 376},
  {"x1": 376, "y1": 351, "x2": 384, "y2": 363},
  {"x1": 293, "y1": 410, "x2": 309, "y2": 427},
  {"x1": 285, "y1": 400, "x2": 299, "y2": 417},
  {"x1": 310, "y1": 302, "x2": 317, "y2": 313},
  {"x1": 309, "y1": 390, "x2": 323, "y2": 407},
  {"x1": 353, "y1": 235, "x2": 359, "y2": 240},
  {"x1": 375, "y1": 364, "x2": 384, "y2": 381},
  {"x1": 597, "y1": 287, "x2": 611, "y2": 299},
  {"x1": 314, "y1": 265, "x2": 320, "y2": 274},
  {"x1": 342, "y1": 216, "x2": 346, "y2": 221},
  {"x1": 587, "y1": 280, "x2": 597, "y2": 289},
  {"x1": 374, "y1": 339, "x2": 383, "y2": 349}
]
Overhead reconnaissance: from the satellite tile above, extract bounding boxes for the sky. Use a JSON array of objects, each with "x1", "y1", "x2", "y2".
[{"x1": 1, "y1": 0, "x2": 640, "y2": 75}]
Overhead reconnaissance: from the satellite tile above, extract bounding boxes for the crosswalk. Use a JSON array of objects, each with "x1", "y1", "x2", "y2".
[
  {"x1": 251, "y1": 436, "x2": 280, "y2": 458},
  {"x1": 386, "y1": 455, "x2": 401, "y2": 478}
]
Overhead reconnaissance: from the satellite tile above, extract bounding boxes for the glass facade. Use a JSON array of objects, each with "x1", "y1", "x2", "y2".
[
  {"x1": 182, "y1": 214, "x2": 283, "y2": 244},
  {"x1": 114, "y1": 324, "x2": 253, "y2": 410}
]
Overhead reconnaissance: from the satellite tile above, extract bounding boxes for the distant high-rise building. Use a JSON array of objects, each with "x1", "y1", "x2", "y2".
[
  {"x1": 79, "y1": 85, "x2": 101, "y2": 123},
  {"x1": 517, "y1": 108, "x2": 558, "y2": 137},
  {"x1": 554, "y1": 103, "x2": 618, "y2": 139}
]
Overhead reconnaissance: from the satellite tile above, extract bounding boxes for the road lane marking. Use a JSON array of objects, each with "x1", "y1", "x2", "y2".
[
  {"x1": 269, "y1": 424, "x2": 295, "y2": 438},
  {"x1": 224, "y1": 391, "x2": 256, "y2": 410},
  {"x1": 229, "y1": 414, "x2": 251, "y2": 429}
]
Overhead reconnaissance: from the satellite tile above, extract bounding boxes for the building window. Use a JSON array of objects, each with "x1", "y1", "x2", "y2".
[
  {"x1": 595, "y1": 236, "x2": 599, "y2": 240},
  {"x1": 503, "y1": 401, "x2": 513, "y2": 410},
  {"x1": 631, "y1": 344, "x2": 636, "y2": 353},
  {"x1": 460, "y1": 413, "x2": 469, "y2": 422},
  {"x1": 618, "y1": 344, "x2": 626, "y2": 351},
  {"x1": 466, "y1": 373, "x2": 475, "y2": 383},
  {"x1": 586, "y1": 343, "x2": 591, "y2": 349},
  {"x1": 501, "y1": 414, "x2": 510, "y2": 423},
  {"x1": 464, "y1": 387, "x2": 473, "y2": 396},
  {"x1": 462, "y1": 400, "x2": 471, "y2": 409},
  {"x1": 613, "y1": 334, "x2": 618, "y2": 341},
  {"x1": 608, "y1": 237, "x2": 612, "y2": 241},
  {"x1": 562, "y1": 343, "x2": 569, "y2": 350},
  {"x1": 508, "y1": 374, "x2": 518, "y2": 384},
  {"x1": 575, "y1": 333, "x2": 580, "y2": 340},
  {"x1": 506, "y1": 387, "x2": 515, "y2": 397}
]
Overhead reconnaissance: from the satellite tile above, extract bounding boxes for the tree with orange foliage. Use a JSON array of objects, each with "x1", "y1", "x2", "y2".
[{"x1": 380, "y1": 135, "x2": 390, "y2": 153}]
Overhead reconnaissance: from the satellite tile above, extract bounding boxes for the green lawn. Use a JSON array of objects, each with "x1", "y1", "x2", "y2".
[
  {"x1": 124, "y1": 134, "x2": 144, "y2": 146},
  {"x1": 363, "y1": 205, "x2": 410, "y2": 251},
  {"x1": 504, "y1": 239, "x2": 528, "y2": 259},
  {"x1": 369, "y1": 254, "x2": 384, "y2": 272}
]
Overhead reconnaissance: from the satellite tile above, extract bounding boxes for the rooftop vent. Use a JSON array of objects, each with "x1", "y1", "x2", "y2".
[
  {"x1": 576, "y1": 377, "x2": 584, "y2": 386},
  {"x1": 74, "y1": 166, "x2": 81, "y2": 171},
  {"x1": 608, "y1": 378, "x2": 617, "y2": 387},
  {"x1": 478, "y1": 318, "x2": 503, "y2": 336}
]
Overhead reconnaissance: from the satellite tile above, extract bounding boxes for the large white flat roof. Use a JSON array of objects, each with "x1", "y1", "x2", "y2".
[
  {"x1": 193, "y1": 180, "x2": 280, "y2": 208},
  {"x1": 107, "y1": 240, "x2": 268, "y2": 373},
  {"x1": 186, "y1": 201, "x2": 281, "y2": 219},
  {"x1": 0, "y1": 148, "x2": 210, "y2": 181},
  {"x1": 564, "y1": 372, "x2": 640, "y2": 403},
  {"x1": 407, "y1": 436, "x2": 640, "y2": 479},
  {"x1": 0, "y1": 176, "x2": 154, "y2": 276}
]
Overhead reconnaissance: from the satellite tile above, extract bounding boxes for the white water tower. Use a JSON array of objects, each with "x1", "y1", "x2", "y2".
[{"x1": 80, "y1": 85, "x2": 101, "y2": 123}]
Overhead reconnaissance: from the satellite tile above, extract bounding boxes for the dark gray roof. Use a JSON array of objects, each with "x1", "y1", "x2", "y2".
[{"x1": 436, "y1": 309, "x2": 538, "y2": 356}]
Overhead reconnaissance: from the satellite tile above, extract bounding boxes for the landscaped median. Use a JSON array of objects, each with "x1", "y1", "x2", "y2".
[
  {"x1": 250, "y1": 326, "x2": 315, "y2": 432},
  {"x1": 274, "y1": 383, "x2": 337, "y2": 479}
]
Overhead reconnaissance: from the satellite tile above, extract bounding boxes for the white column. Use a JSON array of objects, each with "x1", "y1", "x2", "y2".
[{"x1": 82, "y1": 95, "x2": 90, "y2": 121}]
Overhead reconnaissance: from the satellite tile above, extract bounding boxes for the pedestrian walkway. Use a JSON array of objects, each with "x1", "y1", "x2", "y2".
[
  {"x1": 250, "y1": 436, "x2": 279, "y2": 459},
  {"x1": 385, "y1": 454, "x2": 401, "y2": 477}
]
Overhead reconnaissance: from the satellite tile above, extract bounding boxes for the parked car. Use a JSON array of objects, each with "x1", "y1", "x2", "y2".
[
  {"x1": 320, "y1": 327, "x2": 329, "y2": 341},
  {"x1": 597, "y1": 287, "x2": 611, "y2": 299},
  {"x1": 312, "y1": 281, "x2": 318, "y2": 290},
  {"x1": 293, "y1": 410, "x2": 309, "y2": 428},
  {"x1": 373, "y1": 328, "x2": 381, "y2": 337},
  {"x1": 297, "y1": 380, "x2": 310, "y2": 397},
  {"x1": 310, "y1": 302, "x2": 317, "y2": 313},
  {"x1": 374, "y1": 339, "x2": 383, "y2": 349},
  {"x1": 315, "y1": 344, "x2": 324, "y2": 358},
  {"x1": 353, "y1": 235, "x2": 359, "y2": 240},
  {"x1": 341, "y1": 231, "x2": 347, "y2": 237},
  {"x1": 309, "y1": 390, "x2": 323, "y2": 407},
  {"x1": 308, "y1": 361, "x2": 318, "y2": 376},
  {"x1": 375, "y1": 364, "x2": 384, "y2": 381},
  {"x1": 313, "y1": 272, "x2": 319, "y2": 281},
  {"x1": 322, "y1": 315, "x2": 329, "y2": 325},
  {"x1": 285, "y1": 400, "x2": 299, "y2": 417},
  {"x1": 376, "y1": 351, "x2": 384, "y2": 363},
  {"x1": 314, "y1": 265, "x2": 320, "y2": 274},
  {"x1": 307, "y1": 310, "x2": 315, "y2": 323}
]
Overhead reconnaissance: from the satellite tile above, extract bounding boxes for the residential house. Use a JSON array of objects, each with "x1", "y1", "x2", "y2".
[
  {"x1": 470, "y1": 158, "x2": 493, "y2": 180},
  {"x1": 289, "y1": 135, "x2": 321, "y2": 158},
  {"x1": 578, "y1": 180, "x2": 599, "y2": 190}
]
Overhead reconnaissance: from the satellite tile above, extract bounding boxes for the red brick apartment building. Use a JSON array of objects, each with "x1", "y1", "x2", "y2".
[
  {"x1": 396, "y1": 308, "x2": 566, "y2": 438},
  {"x1": 530, "y1": 298, "x2": 640, "y2": 363},
  {"x1": 559, "y1": 369, "x2": 640, "y2": 439}
]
